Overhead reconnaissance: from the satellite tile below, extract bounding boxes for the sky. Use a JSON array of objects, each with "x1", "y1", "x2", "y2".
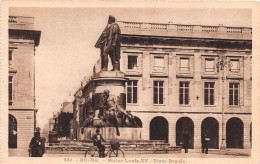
[{"x1": 9, "y1": 7, "x2": 251, "y2": 129}]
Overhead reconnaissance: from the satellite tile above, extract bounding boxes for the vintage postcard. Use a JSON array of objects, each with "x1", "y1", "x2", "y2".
[{"x1": 1, "y1": 1, "x2": 260, "y2": 164}]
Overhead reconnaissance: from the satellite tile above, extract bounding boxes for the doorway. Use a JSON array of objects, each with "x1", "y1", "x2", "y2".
[
  {"x1": 176, "y1": 117, "x2": 194, "y2": 148},
  {"x1": 150, "y1": 116, "x2": 168, "y2": 142},
  {"x1": 9, "y1": 114, "x2": 17, "y2": 148},
  {"x1": 201, "y1": 117, "x2": 219, "y2": 149},
  {"x1": 226, "y1": 117, "x2": 244, "y2": 148}
]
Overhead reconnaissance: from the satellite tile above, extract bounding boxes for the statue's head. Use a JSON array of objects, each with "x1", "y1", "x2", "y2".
[
  {"x1": 104, "y1": 89, "x2": 110, "y2": 96},
  {"x1": 108, "y1": 15, "x2": 116, "y2": 24},
  {"x1": 96, "y1": 129, "x2": 100, "y2": 134}
]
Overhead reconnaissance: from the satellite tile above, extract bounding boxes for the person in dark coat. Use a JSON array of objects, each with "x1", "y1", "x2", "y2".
[
  {"x1": 91, "y1": 129, "x2": 106, "y2": 157},
  {"x1": 202, "y1": 131, "x2": 210, "y2": 154},
  {"x1": 29, "y1": 127, "x2": 45, "y2": 157},
  {"x1": 182, "y1": 129, "x2": 191, "y2": 153}
]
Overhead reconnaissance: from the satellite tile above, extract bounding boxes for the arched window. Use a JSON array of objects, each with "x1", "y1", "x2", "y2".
[
  {"x1": 134, "y1": 116, "x2": 142, "y2": 128},
  {"x1": 176, "y1": 117, "x2": 194, "y2": 149},
  {"x1": 9, "y1": 114, "x2": 17, "y2": 148},
  {"x1": 226, "y1": 117, "x2": 244, "y2": 148},
  {"x1": 201, "y1": 117, "x2": 219, "y2": 149},
  {"x1": 150, "y1": 116, "x2": 168, "y2": 143}
]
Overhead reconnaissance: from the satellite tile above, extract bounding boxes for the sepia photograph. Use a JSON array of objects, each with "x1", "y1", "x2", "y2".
[{"x1": 1, "y1": 1, "x2": 260, "y2": 164}]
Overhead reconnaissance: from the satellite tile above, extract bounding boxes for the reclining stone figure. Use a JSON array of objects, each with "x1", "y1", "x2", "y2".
[{"x1": 101, "y1": 89, "x2": 137, "y2": 136}]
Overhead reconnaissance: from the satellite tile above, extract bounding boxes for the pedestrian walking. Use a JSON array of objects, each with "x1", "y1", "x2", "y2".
[
  {"x1": 182, "y1": 129, "x2": 191, "y2": 153},
  {"x1": 202, "y1": 131, "x2": 210, "y2": 154},
  {"x1": 29, "y1": 127, "x2": 46, "y2": 157}
]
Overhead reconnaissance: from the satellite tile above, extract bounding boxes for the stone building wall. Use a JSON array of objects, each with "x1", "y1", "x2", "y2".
[
  {"x1": 8, "y1": 16, "x2": 41, "y2": 156},
  {"x1": 119, "y1": 21, "x2": 252, "y2": 149}
]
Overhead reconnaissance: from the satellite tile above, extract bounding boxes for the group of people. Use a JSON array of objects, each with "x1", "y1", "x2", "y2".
[
  {"x1": 93, "y1": 129, "x2": 211, "y2": 157},
  {"x1": 92, "y1": 128, "x2": 211, "y2": 158},
  {"x1": 181, "y1": 129, "x2": 210, "y2": 154},
  {"x1": 28, "y1": 128, "x2": 210, "y2": 157}
]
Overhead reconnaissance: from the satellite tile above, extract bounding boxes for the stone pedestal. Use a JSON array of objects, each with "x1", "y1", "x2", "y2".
[
  {"x1": 83, "y1": 127, "x2": 142, "y2": 141},
  {"x1": 85, "y1": 71, "x2": 142, "y2": 140},
  {"x1": 92, "y1": 71, "x2": 128, "y2": 112},
  {"x1": 93, "y1": 71, "x2": 127, "y2": 94}
]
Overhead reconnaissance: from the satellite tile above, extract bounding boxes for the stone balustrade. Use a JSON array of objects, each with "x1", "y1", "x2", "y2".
[
  {"x1": 117, "y1": 21, "x2": 252, "y2": 40},
  {"x1": 9, "y1": 16, "x2": 34, "y2": 25},
  {"x1": 9, "y1": 16, "x2": 34, "y2": 30}
]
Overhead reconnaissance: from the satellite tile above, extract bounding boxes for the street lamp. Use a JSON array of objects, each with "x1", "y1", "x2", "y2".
[{"x1": 216, "y1": 57, "x2": 232, "y2": 150}]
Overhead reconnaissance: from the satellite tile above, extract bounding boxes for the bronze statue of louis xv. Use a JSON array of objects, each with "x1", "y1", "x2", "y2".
[{"x1": 95, "y1": 15, "x2": 121, "y2": 71}]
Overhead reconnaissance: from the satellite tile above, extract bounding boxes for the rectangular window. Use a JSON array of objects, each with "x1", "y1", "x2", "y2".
[
  {"x1": 83, "y1": 107, "x2": 87, "y2": 120},
  {"x1": 230, "y1": 59, "x2": 240, "y2": 72},
  {"x1": 153, "y1": 81, "x2": 164, "y2": 104},
  {"x1": 180, "y1": 58, "x2": 190, "y2": 71},
  {"x1": 9, "y1": 51, "x2": 13, "y2": 61},
  {"x1": 204, "y1": 82, "x2": 215, "y2": 105},
  {"x1": 154, "y1": 56, "x2": 164, "y2": 71},
  {"x1": 127, "y1": 80, "x2": 138, "y2": 104},
  {"x1": 128, "y1": 56, "x2": 138, "y2": 70},
  {"x1": 229, "y1": 83, "x2": 239, "y2": 106},
  {"x1": 205, "y1": 58, "x2": 215, "y2": 72},
  {"x1": 9, "y1": 76, "x2": 13, "y2": 106},
  {"x1": 179, "y1": 82, "x2": 189, "y2": 105}
]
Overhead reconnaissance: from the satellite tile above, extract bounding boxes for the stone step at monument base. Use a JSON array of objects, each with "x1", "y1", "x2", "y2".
[
  {"x1": 51, "y1": 139, "x2": 170, "y2": 148},
  {"x1": 46, "y1": 140, "x2": 182, "y2": 155},
  {"x1": 61, "y1": 139, "x2": 167, "y2": 143},
  {"x1": 46, "y1": 147, "x2": 181, "y2": 155},
  {"x1": 82, "y1": 127, "x2": 143, "y2": 141}
]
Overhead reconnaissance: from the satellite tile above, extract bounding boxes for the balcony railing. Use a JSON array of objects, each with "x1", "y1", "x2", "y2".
[
  {"x1": 9, "y1": 16, "x2": 34, "y2": 25},
  {"x1": 176, "y1": 25, "x2": 193, "y2": 31},
  {"x1": 9, "y1": 16, "x2": 35, "y2": 30},
  {"x1": 117, "y1": 21, "x2": 252, "y2": 38},
  {"x1": 226, "y1": 27, "x2": 243, "y2": 33},
  {"x1": 150, "y1": 23, "x2": 167, "y2": 30},
  {"x1": 123, "y1": 22, "x2": 141, "y2": 29},
  {"x1": 201, "y1": 26, "x2": 218, "y2": 32}
]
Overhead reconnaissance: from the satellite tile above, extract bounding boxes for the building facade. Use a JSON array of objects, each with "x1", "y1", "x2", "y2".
[
  {"x1": 56, "y1": 102, "x2": 73, "y2": 139},
  {"x1": 8, "y1": 16, "x2": 41, "y2": 156},
  {"x1": 73, "y1": 21, "x2": 252, "y2": 149},
  {"x1": 72, "y1": 76, "x2": 95, "y2": 140},
  {"x1": 49, "y1": 101, "x2": 74, "y2": 140}
]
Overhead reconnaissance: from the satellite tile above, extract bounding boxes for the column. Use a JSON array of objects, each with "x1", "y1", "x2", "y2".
[
  {"x1": 244, "y1": 121, "x2": 251, "y2": 149},
  {"x1": 194, "y1": 118, "x2": 202, "y2": 149},
  {"x1": 168, "y1": 120, "x2": 176, "y2": 146}
]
